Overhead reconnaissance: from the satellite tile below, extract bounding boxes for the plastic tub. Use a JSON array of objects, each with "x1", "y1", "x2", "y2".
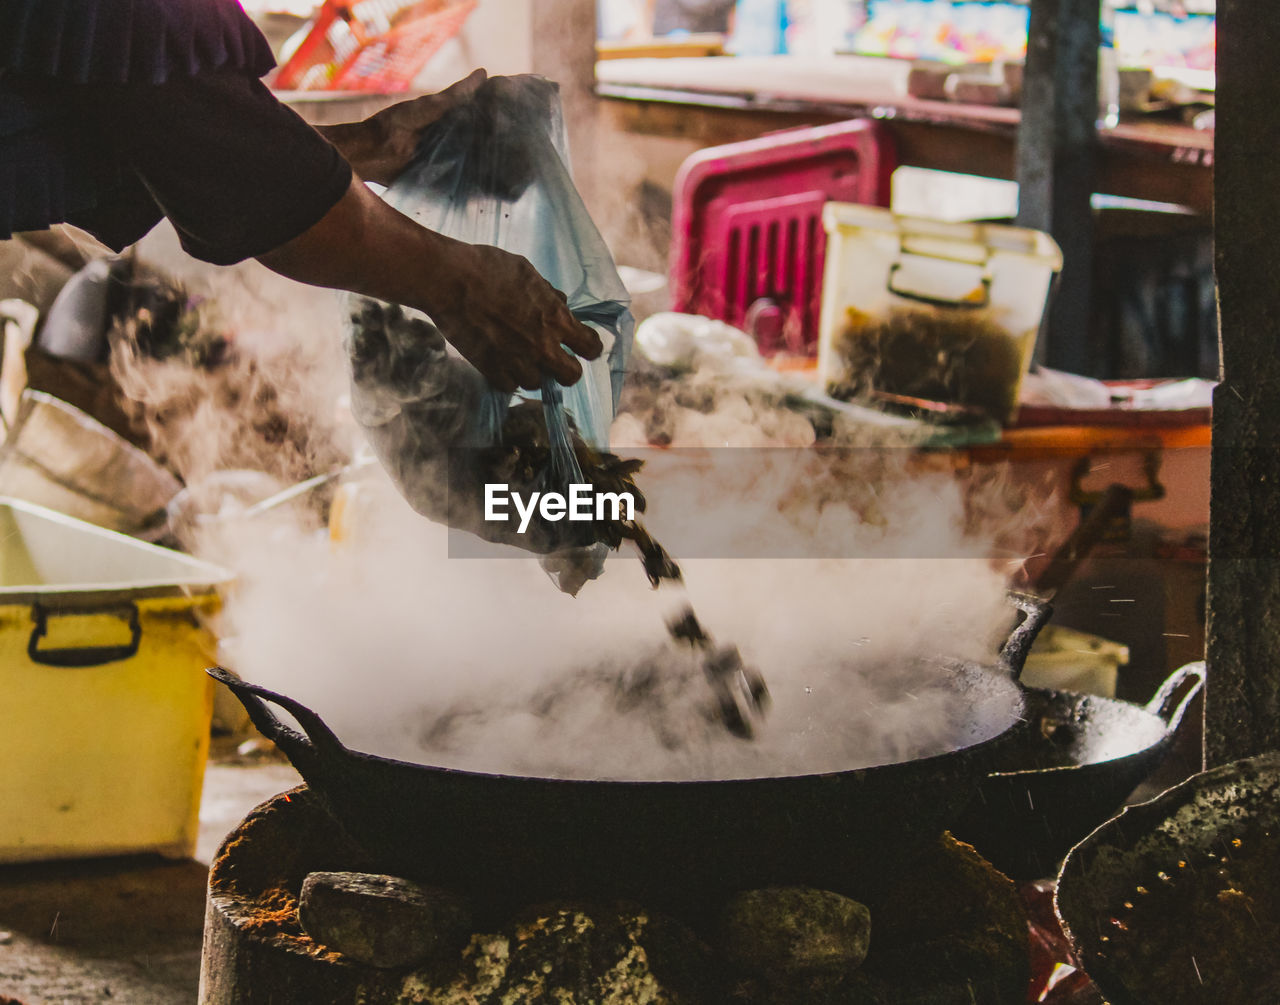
[
  {"x1": 670, "y1": 119, "x2": 895, "y2": 357},
  {"x1": 0, "y1": 390, "x2": 181, "y2": 538},
  {"x1": 817, "y1": 203, "x2": 1062, "y2": 423},
  {"x1": 0, "y1": 498, "x2": 231, "y2": 863}
]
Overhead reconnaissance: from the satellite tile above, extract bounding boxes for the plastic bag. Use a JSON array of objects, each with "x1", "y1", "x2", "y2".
[{"x1": 346, "y1": 75, "x2": 634, "y2": 571}]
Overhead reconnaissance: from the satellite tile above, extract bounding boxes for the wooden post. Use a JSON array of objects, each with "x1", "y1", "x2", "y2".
[
  {"x1": 531, "y1": 0, "x2": 599, "y2": 205},
  {"x1": 1205, "y1": 0, "x2": 1280, "y2": 766},
  {"x1": 1015, "y1": 0, "x2": 1099, "y2": 373}
]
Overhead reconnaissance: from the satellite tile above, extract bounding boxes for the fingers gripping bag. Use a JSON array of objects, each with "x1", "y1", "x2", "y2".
[{"x1": 345, "y1": 75, "x2": 636, "y2": 592}]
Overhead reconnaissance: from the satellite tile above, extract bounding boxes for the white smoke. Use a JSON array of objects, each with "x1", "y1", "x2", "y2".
[
  {"x1": 120, "y1": 229, "x2": 1036, "y2": 783},
  {"x1": 209, "y1": 446, "x2": 1024, "y2": 782},
  {"x1": 116, "y1": 227, "x2": 355, "y2": 493}
]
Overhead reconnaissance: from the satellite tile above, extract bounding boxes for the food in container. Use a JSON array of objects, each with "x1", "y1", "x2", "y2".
[{"x1": 817, "y1": 204, "x2": 1062, "y2": 424}]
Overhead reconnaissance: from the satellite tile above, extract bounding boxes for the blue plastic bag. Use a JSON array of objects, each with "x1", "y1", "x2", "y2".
[{"x1": 346, "y1": 75, "x2": 634, "y2": 570}]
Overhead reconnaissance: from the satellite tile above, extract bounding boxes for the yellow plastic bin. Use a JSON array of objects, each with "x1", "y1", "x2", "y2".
[
  {"x1": 817, "y1": 204, "x2": 1063, "y2": 423},
  {"x1": 0, "y1": 497, "x2": 232, "y2": 863}
]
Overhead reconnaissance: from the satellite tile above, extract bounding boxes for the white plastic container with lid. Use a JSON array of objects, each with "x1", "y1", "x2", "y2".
[{"x1": 817, "y1": 203, "x2": 1063, "y2": 424}]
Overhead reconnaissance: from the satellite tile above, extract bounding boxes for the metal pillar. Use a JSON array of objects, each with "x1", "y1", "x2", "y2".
[
  {"x1": 1205, "y1": 1, "x2": 1280, "y2": 766},
  {"x1": 1015, "y1": 0, "x2": 1100, "y2": 373}
]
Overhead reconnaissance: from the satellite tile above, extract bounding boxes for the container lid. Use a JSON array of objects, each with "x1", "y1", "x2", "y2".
[
  {"x1": 822, "y1": 202, "x2": 1064, "y2": 269},
  {"x1": 0, "y1": 497, "x2": 232, "y2": 606}
]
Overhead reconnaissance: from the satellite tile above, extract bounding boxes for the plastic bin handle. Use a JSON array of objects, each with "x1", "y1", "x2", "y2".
[
  {"x1": 887, "y1": 262, "x2": 992, "y2": 309},
  {"x1": 28, "y1": 602, "x2": 141, "y2": 668}
]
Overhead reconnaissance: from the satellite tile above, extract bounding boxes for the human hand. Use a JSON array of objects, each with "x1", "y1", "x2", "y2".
[
  {"x1": 255, "y1": 174, "x2": 599, "y2": 391},
  {"x1": 320, "y1": 68, "x2": 487, "y2": 185},
  {"x1": 427, "y1": 239, "x2": 604, "y2": 392}
]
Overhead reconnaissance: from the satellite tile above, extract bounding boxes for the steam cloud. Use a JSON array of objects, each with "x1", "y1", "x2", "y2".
[
  {"x1": 114, "y1": 234, "x2": 353, "y2": 494},
  {"x1": 215, "y1": 488, "x2": 1022, "y2": 781},
  {"x1": 120, "y1": 228, "x2": 1044, "y2": 782}
]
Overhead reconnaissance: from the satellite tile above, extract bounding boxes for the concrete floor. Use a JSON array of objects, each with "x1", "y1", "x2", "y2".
[{"x1": 0, "y1": 752, "x2": 301, "y2": 1005}]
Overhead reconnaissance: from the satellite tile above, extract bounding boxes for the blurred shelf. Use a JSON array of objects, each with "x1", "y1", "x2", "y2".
[{"x1": 596, "y1": 54, "x2": 1213, "y2": 214}]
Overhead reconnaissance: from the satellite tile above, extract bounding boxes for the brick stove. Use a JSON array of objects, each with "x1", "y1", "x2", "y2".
[{"x1": 199, "y1": 787, "x2": 1033, "y2": 1004}]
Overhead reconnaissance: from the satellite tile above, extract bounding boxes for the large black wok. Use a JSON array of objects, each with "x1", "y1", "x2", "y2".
[
  {"x1": 953, "y1": 662, "x2": 1205, "y2": 880},
  {"x1": 208, "y1": 597, "x2": 1045, "y2": 915},
  {"x1": 1056, "y1": 750, "x2": 1280, "y2": 1005}
]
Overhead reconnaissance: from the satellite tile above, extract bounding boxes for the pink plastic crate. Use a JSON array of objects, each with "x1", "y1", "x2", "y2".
[{"x1": 670, "y1": 120, "x2": 895, "y2": 357}]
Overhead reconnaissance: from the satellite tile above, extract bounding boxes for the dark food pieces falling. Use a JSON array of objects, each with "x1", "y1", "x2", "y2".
[
  {"x1": 482, "y1": 399, "x2": 684, "y2": 587},
  {"x1": 668, "y1": 605, "x2": 771, "y2": 740},
  {"x1": 346, "y1": 303, "x2": 770, "y2": 739},
  {"x1": 486, "y1": 402, "x2": 771, "y2": 739}
]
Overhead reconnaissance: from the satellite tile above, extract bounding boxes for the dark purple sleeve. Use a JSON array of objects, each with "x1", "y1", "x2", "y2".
[{"x1": 69, "y1": 67, "x2": 354, "y2": 265}]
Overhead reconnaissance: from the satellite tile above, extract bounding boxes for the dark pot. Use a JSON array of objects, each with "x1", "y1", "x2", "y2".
[
  {"x1": 208, "y1": 598, "x2": 1046, "y2": 915},
  {"x1": 953, "y1": 662, "x2": 1204, "y2": 879}
]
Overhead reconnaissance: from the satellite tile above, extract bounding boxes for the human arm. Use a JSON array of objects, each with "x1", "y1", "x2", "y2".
[
  {"x1": 256, "y1": 175, "x2": 601, "y2": 392},
  {"x1": 278, "y1": 70, "x2": 603, "y2": 390},
  {"x1": 68, "y1": 66, "x2": 599, "y2": 391}
]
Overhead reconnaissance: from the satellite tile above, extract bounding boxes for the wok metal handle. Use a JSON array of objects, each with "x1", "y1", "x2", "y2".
[
  {"x1": 1144, "y1": 661, "x2": 1206, "y2": 733},
  {"x1": 206, "y1": 666, "x2": 346, "y2": 767},
  {"x1": 1001, "y1": 592, "x2": 1052, "y2": 681}
]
